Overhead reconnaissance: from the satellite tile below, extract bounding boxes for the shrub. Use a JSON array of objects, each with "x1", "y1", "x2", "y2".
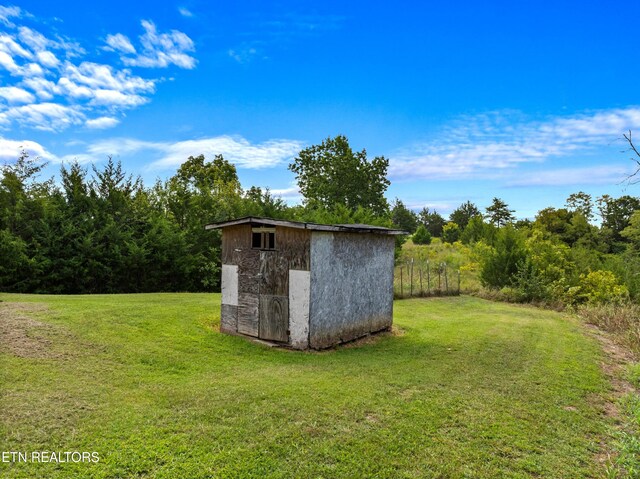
[
  {"x1": 442, "y1": 222, "x2": 460, "y2": 244},
  {"x1": 566, "y1": 270, "x2": 630, "y2": 306},
  {"x1": 479, "y1": 225, "x2": 527, "y2": 289},
  {"x1": 412, "y1": 225, "x2": 432, "y2": 245}
]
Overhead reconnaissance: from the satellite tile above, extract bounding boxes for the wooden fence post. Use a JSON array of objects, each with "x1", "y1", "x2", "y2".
[
  {"x1": 409, "y1": 259, "x2": 414, "y2": 297},
  {"x1": 444, "y1": 263, "x2": 449, "y2": 293},
  {"x1": 400, "y1": 266, "x2": 403, "y2": 298}
]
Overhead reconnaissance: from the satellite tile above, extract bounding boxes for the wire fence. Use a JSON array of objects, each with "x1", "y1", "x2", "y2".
[{"x1": 394, "y1": 259, "x2": 460, "y2": 299}]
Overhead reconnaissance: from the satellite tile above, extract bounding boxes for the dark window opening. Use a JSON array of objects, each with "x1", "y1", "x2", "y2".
[
  {"x1": 252, "y1": 232, "x2": 262, "y2": 248},
  {"x1": 251, "y1": 228, "x2": 276, "y2": 250}
]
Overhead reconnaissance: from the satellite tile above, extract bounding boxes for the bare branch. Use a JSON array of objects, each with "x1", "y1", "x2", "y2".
[{"x1": 623, "y1": 130, "x2": 640, "y2": 185}]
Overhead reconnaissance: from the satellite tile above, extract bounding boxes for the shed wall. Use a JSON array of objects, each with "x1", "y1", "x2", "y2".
[
  {"x1": 309, "y1": 232, "x2": 395, "y2": 349},
  {"x1": 219, "y1": 224, "x2": 311, "y2": 343}
]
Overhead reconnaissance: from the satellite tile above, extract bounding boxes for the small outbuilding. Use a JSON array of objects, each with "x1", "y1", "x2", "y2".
[{"x1": 205, "y1": 217, "x2": 404, "y2": 350}]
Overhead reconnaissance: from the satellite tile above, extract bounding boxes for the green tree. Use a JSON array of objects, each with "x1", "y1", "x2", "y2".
[
  {"x1": 418, "y1": 207, "x2": 445, "y2": 237},
  {"x1": 485, "y1": 197, "x2": 515, "y2": 227},
  {"x1": 479, "y1": 225, "x2": 527, "y2": 289},
  {"x1": 565, "y1": 191, "x2": 594, "y2": 221},
  {"x1": 460, "y1": 215, "x2": 496, "y2": 245},
  {"x1": 449, "y1": 201, "x2": 481, "y2": 230},
  {"x1": 597, "y1": 194, "x2": 640, "y2": 245},
  {"x1": 288, "y1": 135, "x2": 390, "y2": 215},
  {"x1": 391, "y1": 199, "x2": 418, "y2": 233},
  {"x1": 412, "y1": 224, "x2": 432, "y2": 245},
  {"x1": 442, "y1": 222, "x2": 460, "y2": 243}
]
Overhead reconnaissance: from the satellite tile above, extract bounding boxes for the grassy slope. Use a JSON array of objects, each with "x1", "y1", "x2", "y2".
[{"x1": 0, "y1": 294, "x2": 610, "y2": 478}]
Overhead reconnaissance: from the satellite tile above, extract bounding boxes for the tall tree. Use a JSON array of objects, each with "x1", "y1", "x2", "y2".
[
  {"x1": 391, "y1": 199, "x2": 418, "y2": 233},
  {"x1": 418, "y1": 207, "x2": 445, "y2": 237},
  {"x1": 288, "y1": 135, "x2": 390, "y2": 216},
  {"x1": 597, "y1": 194, "x2": 640, "y2": 245},
  {"x1": 485, "y1": 197, "x2": 515, "y2": 227},
  {"x1": 565, "y1": 191, "x2": 594, "y2": 221},
  {"x1": 449, "y1": 201, "x2": 481, "y2": 230}
]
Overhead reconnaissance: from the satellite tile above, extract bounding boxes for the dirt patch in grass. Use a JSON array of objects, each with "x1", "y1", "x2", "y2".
[
  {"x1": 0, "y1": 302, "x2": 71, "y2": 359},
  {"x1": 583, "y1": 323, "x2": 637, "y2": 406},
  {"x1": 581, "y1": 322, "x2": 639, "y2": 472}
]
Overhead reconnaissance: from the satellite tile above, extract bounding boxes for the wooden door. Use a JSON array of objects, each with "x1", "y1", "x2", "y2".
[{"x1": 258, "y1": 251, "x2": 289, "y2": 342}]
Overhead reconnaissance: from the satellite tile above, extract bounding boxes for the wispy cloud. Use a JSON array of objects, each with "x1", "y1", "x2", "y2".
[
  {"x1": 55, "y1": 135, "x2": 304, "y2": 169},
  {"x1": 0, "y1": 136, "x2": 57, "y2": 163},
  {"x1": 0, "y1": 5, "x2": 26, "y2": 27},
  {"x1": 85, "y1": 116, "x2": 119, "y2": 129},
  {"x1": 390, "y1": 107, "x2": 640, "y2": 181},
  {"x1": 0, "y1": 8, "x2": 194, "y2": 132},
  {"x1": 228, "y1": 11, "x2": 344, "y2": 64},
  {"x1": 228, "y1": 44, "x2": 260, "y2": 64},
  {"x1": 178, "y1": 7, "x2": 193, "y2": 18},
  {"x1": 505, "y1": 166, "x2": 631, "y2": 187},
  {"x1": 104, "y1": 20, "x2": 196, "y2": 69}
]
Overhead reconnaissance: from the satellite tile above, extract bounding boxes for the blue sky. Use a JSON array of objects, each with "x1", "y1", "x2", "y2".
[{"x1": 1, "y1": 1, "x2": 640, "y2": 219}]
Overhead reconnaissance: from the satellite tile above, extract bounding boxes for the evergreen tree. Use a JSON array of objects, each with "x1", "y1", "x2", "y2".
[{"x1": 485, "y1": 197, "x2": 515, "y2": 227}]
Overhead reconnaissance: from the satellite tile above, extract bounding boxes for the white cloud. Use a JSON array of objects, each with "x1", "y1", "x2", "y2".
[
  {"x1": 0, "y1": 103, "x2": 84, "y2": 131},
  {"x1": 0, "y1": 137, "x2": 57, "y2": 162},
  {"x1": 390, "y1": 107, "x2": 640, "y2": 181},
  {"x1": 85, "y1": 116, "x2": 119, "y2": 129},
  {"x1": 0, "y1": 86, "x2": 36, "y2": 104},
  {"x1": 104, "y1": 33, "x2": 136, "y2": 54},
  {"x1": 110, "y1": 20, "x2": 196, "y2": 69},
  {"x1": 0, "y1": 10, "x2": 191, "y2": 132},
  {"x1": 89, "y1": 89, "x2": 148, "y2": 107},
  {"x1": 505, "y1": 166, "x2": 632, "y2": 187},
  {"x1": 0, "y1": 5, "x2": 23, "y2": 27},
  {"x1": 62, "y1": 135, "x2": 304, "y2": 170},
  {"x1": 178, "y1": 7, "x2": 193, "y2": 18},
  {"x1": 63, "y1": 62, "x2": 155, "y2": 93},
  {"x1": 35, "y1": 50, "x2": 59, "y2": 68},
  {"x1": 228, "y1": 46, "x2": 259, "y2": 64}
]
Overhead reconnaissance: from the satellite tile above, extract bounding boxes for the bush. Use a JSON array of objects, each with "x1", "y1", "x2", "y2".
[
  {"x1": 442, "y1": 222, "x2": 460, "y2": 244},
  {"x1": 479, "y1": 225, "x2": 527, "y2": 289},
  {"x1": 576, "y1": 270, "x2": 629, "y2": 305},
  {"x1": 412, "y1": 225, "x2": 432, "y2": 245}
]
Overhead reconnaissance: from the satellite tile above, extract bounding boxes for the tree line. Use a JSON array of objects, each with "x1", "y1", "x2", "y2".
[
  {"x1": 0, "y1": 135, "x2": 392, "y2": 293},
  {"x1": 2, "y1": 133, "x2": 639, "y2": 303}
]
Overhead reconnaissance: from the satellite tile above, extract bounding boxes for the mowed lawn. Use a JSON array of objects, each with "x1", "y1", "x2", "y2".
[{"x1": 0, "y1": 294, "x2": 611, "y2": 478}]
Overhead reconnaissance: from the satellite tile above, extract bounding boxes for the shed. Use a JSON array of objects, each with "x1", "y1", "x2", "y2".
[{"x1": 205, "y1": 217, "x2": 404, "y2": 350}]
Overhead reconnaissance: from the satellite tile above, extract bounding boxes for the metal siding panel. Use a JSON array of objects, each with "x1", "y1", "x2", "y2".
[{"x1": 309, "y1": 232, "x2": 394, "y2": 349}]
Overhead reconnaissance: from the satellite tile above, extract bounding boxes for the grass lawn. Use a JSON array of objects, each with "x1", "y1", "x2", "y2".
[{"x1": 0, "y1": 294, "x2": 612, "y2": 478}]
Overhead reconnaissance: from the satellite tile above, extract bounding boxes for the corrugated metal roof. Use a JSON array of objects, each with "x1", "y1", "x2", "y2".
[{"x1": 205, "y1": 216, "x2": 406, "y2": 235}]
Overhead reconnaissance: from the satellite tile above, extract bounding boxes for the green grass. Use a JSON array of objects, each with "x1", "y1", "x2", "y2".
[{"x1": 0, "y1": 293, "x2": 613, "y2": 478}]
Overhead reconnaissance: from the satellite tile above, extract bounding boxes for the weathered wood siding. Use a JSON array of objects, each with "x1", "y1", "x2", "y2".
[
  {"x1": 309, "y1": 231, "x2": 395, "y2": 349},
  {"x1": 219, "y1": 224, "x2": 310, "y2": 343}
]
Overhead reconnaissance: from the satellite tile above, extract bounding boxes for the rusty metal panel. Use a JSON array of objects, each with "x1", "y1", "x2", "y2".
[
  {"x1": 220, "y1": 304, "x2": 238, "y2": 333},
  {"x1": 237, "y1": 293, "x2": 259, "y2": 337},
  {"x1": 259, "y1": 295, "x2": 289, "y2": 342}
]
